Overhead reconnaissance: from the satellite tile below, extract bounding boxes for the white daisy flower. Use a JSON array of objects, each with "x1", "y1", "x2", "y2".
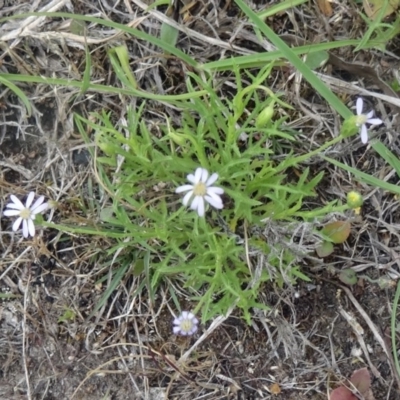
[
  {"x1": 355, "y1": 97, "x2": 383, "y2": 144},
  {"x1": 173, "y1": 311, "x2": 199, "y2": 336},
  {"x1": 3, "y1": 192, "x2": 48, "y2": 238},
  {"x1": 175, "y1": 167, "x2": 224, "y2": 217}
]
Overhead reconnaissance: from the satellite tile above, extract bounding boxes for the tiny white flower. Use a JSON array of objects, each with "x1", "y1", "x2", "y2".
[
  {"x1": 173, "y1": 311, "x2": 199, "y2": 336},
  {"x1": 175, "y1": 167, "x2": 224, "y2": 217},
  {"x1": 3, "y1": 192, "x2": 48, "y2": 238},
  {"x1": 355, "y1": 97, "x2": 383, "y2": 144}
]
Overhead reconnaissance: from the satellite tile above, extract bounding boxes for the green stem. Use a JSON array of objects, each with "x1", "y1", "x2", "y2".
[
  {"x1": 276, "y1": 135, "x2": 343, "y2": 173},
  {"x1": 391, "y1": 280, "x2": 400, "y2": 379}
]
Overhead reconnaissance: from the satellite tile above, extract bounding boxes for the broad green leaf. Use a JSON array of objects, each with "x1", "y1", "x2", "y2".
[
  {"x1": 321, "y1": 221, "x2": 351, "y2": 244},
  {"x1": 316, "y1": 241, "x2": 334, "y2": 258},
  {"x1": 160, "y1": 22, "x2": 179, "y2": 50},
  {"x1": 339, "y1": 269, "x2": 358, "y2": 285},
  {"x1": 70, "y1": 19, "x2": 86, "y2": 35},
  {"x1": 304, "y1": 51, "x2": 329, "y2": 70}
]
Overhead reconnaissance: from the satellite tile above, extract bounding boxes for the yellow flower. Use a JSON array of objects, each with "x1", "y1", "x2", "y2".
[{"x1": 347, "y1": 191, "x2": 363, "y2": 209}]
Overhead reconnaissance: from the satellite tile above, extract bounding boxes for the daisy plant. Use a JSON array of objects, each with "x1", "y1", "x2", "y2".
[
  {"x1": 58, "y1": 61, "x2": 359, "y2": 326},
  {"x1": 26, "y1": 12, "x2": 389, "y2": 328}
]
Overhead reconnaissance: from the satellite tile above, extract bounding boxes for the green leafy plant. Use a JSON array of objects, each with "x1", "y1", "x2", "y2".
[
  {"x1": 58, "y1": 308, "x2": 76, "y2": 323},
  {"x1": 42, "y1": 59, "x2": 355, "y2": 323}
]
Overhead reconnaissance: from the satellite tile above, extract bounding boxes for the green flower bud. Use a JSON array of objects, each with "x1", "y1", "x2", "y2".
[
  {"x1": 256, "y1": 103, "x2": 274, "y2": 128},
  {"x1": 347, "y1": 191, "x2": 363, "y2": 208},
  {"x1": 95, "y1": 131, "x2": 116, "y2": 155},
  {"x1": 168, "y1": 130, "x2": 188, "y2": 146},
  {"x1": 340, "y1": 116, "x2": 358, "y2": 138}
]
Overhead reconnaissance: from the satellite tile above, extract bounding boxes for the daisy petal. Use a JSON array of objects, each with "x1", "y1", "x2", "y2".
[
  {"x1": 3, "y1": 209, "x2": 22, "y2": 217},
  {"x1": 356, "y1": 98, "x2": 363, "y2": 115},
  {"x1": 27, "y1": 219, "x2": 35, "y2": 237},
  {"x1": 32, "y1": 202, "x2": 48, "y2": 215},
  {"x1": 176, "y1": 184, "x2": 193, "y2": 194},
  {"x1": 367, "y1": 118, "x2": 383, "y2": 126},
  {"x1": 189, "y1": 326, "x2": 198, "y2": 334},
  {"x1": 366, "y1": 110, "x2": 374, "y2": 119},
  {"x1": 12, "y1": 217, "x2": 22, "y2": 232},
  {"x1": 5, "y1": 202, "x2": 24, "y2": 210},
  {"x1": 196, "y1": 197, "x2": 205, "y2": 216},
  {"x1": 207, "y1": 186, "x2": 224, "y2": 195},
  {"x1": 173, "y1": 326, "x2": 181, "y2": 334},
  {"x1": 25, "y1": 192, "x2": 35, "y2": 208},
  {"x1": 205, "y1": 190, "x2": 223, "y2": 205},
  {"x1": 31, "y1": 195, "x2": 45, "y2": 211},
  {"x1": 190, "y1": 196, "x2": 200, "y2": 211},
  {"x1": 194, "y1": 167, "x2": 203, "y2": 182},
  {"x1": 22, "y1": 219, "x2": 29, "y2": 238},
  {"x1": 200, "y1": 168, "x2": 209, "y2": 183},
  {"x1": 361, "y1": 124, "x2": 368, "y2": 144},
  {"x1": 187, "y1": 173, "x2": 197, "y2": 184},
  {"x1": 10, "y1": 195, "x2": 24, "y2": 209},
  {"x1": 205, "y1": 195, "x2": 223, "y2": 209},
  {"x1": 182, "y1": 190, "x2": 193, "y2": 206},
  {"x1": 206, "y1": 173, "x2": 219, "y2": 186}
]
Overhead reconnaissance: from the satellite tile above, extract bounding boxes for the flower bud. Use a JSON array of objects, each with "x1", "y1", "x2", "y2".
[
  {"x1": 168, "y1": 130, "x2": 187, "y2": 146},
  {"x1": 256, "y1": 103, "x2": 274, "y2": 128},
  {"x1": 340, "y1": 116, "x2": 358, "y2": 138},
  {"x1": 347, "y1": 191, "x2": 363, "y2": 209}
]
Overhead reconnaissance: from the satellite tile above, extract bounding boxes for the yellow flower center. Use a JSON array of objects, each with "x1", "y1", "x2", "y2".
[
  {"x1": 193, "y1": 182, "x2": 207, "y2": 197},
  {"x1": 180, "y1": 319, "x2": 193, "y2": 333},
  {"x1": 20, "y1": 208, "x2": 32, "y2": 220},
  {"x1": 355, "y1": 115, "x2": 367, "y2": 126}
]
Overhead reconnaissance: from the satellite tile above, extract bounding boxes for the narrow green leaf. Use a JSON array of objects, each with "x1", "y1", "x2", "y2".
[
  {"x1": 81, "y1": 40, "x2": 91, "y2": 94},
  {"x1": 0, "y1": 76, "x2": 32, "y2": 116},
  {"x1": 324, "y1": 155, "x2": 400, "y2": 195},
  {"x1": 88, "y1": 262, "x2": 130, "y2": 319},
  {"x1": 372, "y1": 141, "x2": 400, "y2": 178}
]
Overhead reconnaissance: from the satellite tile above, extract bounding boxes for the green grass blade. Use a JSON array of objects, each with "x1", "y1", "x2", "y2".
[
  {"x1": 203, "y1": 39, "x2": 384, "y2": 71},
  {"x1": 0, "y1": 75, "x2": 32, "y2": 116},
  {"x1": 88, "y1": 261, "x2": 130, "y2": 319},
  {"x1": 257, "y1": 0, "x2": 308, "y2": 18},
  {"x1": 372, "y1": 141, "x2": 400, "y2": 178},
  {"x1": 324, "y1": 155, "x2": 400, "y2": 195},
  {"x1": 0, "y1": 73, "x2": 207, "y2": 102},
  {"x1": 81, "y1": 40, "x2": 91, "y2": 94},
  {"x1": 391, "y1": 280, "x2": 400, "y2": 381}
]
